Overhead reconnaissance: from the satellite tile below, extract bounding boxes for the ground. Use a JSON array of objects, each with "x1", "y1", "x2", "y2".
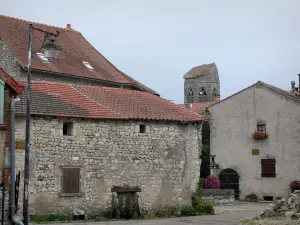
[{"x1": 38, "y1": 202, "x2": 275, "y2": 225}]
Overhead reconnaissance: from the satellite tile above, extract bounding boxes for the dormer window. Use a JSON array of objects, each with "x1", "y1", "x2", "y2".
[
  {"x1": 36, "y1": 52, "x2": 49, "y2": 62},
  {"x1": 82, "y1": 61, "x2": 94, "y2": 70}
]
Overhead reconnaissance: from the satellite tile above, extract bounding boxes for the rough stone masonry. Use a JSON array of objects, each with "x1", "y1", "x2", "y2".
[{"x1": 14, "y1": 116, "x2": 201, "y2": 218}]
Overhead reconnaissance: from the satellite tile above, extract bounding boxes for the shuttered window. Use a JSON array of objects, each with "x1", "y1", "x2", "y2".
[
  {"x1": 62, "y1": 168, "x2": 80, "y2": 194},
  {"x1": 261, "y1": 159, "x2": 276, "y2": 178}
]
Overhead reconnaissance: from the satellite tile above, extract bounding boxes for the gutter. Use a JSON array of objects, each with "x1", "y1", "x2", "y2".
[{"x1": 10, "y1": 96, "x2": 24, "y2": 225}]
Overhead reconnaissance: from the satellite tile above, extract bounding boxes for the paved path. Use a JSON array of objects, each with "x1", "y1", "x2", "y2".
[{"x1": 43, "y1": 202, "x2": 269, "y2": 225}]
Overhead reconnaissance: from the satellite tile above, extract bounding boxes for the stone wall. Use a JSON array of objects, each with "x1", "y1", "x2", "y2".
[
  {"x1": 14, "y1": 116, "x2": 201, "y2": 217},
  {"x1": 202, "y1": 189, "x2": 235, "y2": 205}
]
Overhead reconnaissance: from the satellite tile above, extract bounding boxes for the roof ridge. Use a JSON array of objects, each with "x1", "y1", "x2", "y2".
[
  {"x1": 0, "y1": 14, "x2": 80, "y2": 33},
  {"x1": 69, "y1": 85, "x2": 126, "y2": 118}
]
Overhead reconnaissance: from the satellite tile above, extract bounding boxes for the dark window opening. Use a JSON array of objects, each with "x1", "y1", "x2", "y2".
[
  {"x1": 263, "y1": 196, "x2": 273, "y2": 201},
  {"x1": 261, "y1": 159, "x2": 276, "y2": 178},
  {"x1": 62, "y1": 167, "x2": 80, "y2": 194},
  {"x1": 257, "y1": 124, "x2": 266, "y2": 133},
  {"x1": 139, "y1": 124, "x2": 146, "y2": 133},
  {"x1": 187, "y1": 88, "x2": 194, "y2": 103},
  {"x1": 63, "y1": 122, "x2": 73, "y2": 136}
]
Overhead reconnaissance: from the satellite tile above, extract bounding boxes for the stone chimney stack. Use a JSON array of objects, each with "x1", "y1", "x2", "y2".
[
  {"x1": 298, "y1": 74, "x2": 300, "y2": 90},
  {"x1": 291, "y1": 81, "x2": 296, "y2": 94},
  {"x1": 67, "y1": 24, "x2": 71, "y2": 29}
]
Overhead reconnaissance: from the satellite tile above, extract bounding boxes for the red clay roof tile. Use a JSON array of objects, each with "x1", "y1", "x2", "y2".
[
  {"x1": 16, "y1": 81, "x2": 202, "y2": 122},
  {"x1": 0, "y1": 15, "x2": 157, "y2": 94}
]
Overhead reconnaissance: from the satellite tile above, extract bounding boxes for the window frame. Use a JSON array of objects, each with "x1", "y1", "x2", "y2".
[
  {"x1": 63, "y1": 122, "x2": 73, "y2": 136},
  {"x1": 261, "y1": 158, "x2": 276, "y2": 178},
  {"x1": 59, "y1": 167, "x2": 83, "y2": 197}
]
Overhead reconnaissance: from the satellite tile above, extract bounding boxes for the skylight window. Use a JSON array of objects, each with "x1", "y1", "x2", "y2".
[
  {"x1": 36, "y1": 52, "x2": 49, "y2": 62},
  {"x1": 82, "y1": 61, "x2": 94, "y2": 70}
]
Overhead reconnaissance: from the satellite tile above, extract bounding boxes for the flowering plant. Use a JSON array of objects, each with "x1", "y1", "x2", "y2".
[
  {"x1": 290, "y1": 180, "x2": 300, "y2": 190},
  {"x1": 204, "y1": 175, "x2": 220, "y2": 189},
  {"x1": 252, "y1": 131, "x2": 268, "y2": 140},
  {"x1": 245, "y1": 192, "x2": 258, "y2": 201}
]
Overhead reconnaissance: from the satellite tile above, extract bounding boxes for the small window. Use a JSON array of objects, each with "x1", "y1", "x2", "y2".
[
  {"x1": 62, "y1": 167, "x2": 80, "y2": 194},
  {"x1": 36, "y1": 52, "x2": 49, "y2": 62},
  {"x1": 187, "y1": 88, "x2": 194, "y2": 103},
  {"x1": 257, "y1": 124, "x2": 266, "y2": 133},
  {"x1": 82, "y1": 61, "x2": 94, "y2": 70},
  {"x1": 63, "y1": 122, "x2": 73, "y2": 136},
  {"x1": 139, "y1": 124, "x2": 146, "y2": 133},
  {"x1": 261, "y1": 159, "x2": 276, "y2": 178}
]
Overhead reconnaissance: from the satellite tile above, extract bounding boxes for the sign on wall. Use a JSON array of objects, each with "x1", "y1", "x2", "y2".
[
  {"x1": 16, "y1": 140, "x2": 25, "y2": 149},
  {"x1": 252, "y1": 149, "x2": 259, "y2": 155}
]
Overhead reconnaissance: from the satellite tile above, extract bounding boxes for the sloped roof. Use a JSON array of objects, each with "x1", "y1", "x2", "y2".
[
  {"x1": 15, "y1": 81, "x2": 202, "y2": 123},
  {"x1": 207, "y1": 81, "x2": 300, "y2": 109},
  {"x1": 0, "y1": 68, "x2": 24, "y2": 94},
  {"x1": 184, "y1": 63, "x2": 216, "y2": 79},
  {"x1": 0, "y1": 15, "x2": 157, "y2": 94},
  {"x1": 178, "y1": 101, "x2": 217, "y2": 114}
]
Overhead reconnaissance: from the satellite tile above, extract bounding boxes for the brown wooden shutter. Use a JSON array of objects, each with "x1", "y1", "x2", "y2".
[
  {"x1": 62, "y1": 168, "x2": 80, "y2": 193},
  {"x1": 261, "y1": 159, "x2": 276, "y2": 177}
]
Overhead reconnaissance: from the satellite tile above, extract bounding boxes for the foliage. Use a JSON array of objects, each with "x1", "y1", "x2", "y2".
[
  {"x1": 118, "y1": 196, "x2": 141, "y2": 220},
  {"x1": 31, "y1": 213, "x2": 67, "y2": 223},
  {"x1": 252, "y1": 131, "x2": 268, "y2": 140},
  {"x1": 290, "y1": 180, "x2": 300, "y2": 190},
  {"x1": 204, "y1": 175, "x2": 220, "y2": 189},
  {"x1": 180, "y1": 205, "x2": 198, "y2": 216},
  {"x1": 245, "y1": 192, "x2": 258, "y2": 201}
]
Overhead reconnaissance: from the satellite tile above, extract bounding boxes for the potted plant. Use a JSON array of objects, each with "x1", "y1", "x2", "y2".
[
  {"x1": 204, "y1": 175, "x2": 220, "y2": 189},
  {"x1": 290, "y1": 180, "x2": 300, "y2": 192},
  {"x1": 252, "y1": 131, "x2": 268, "y2": 140},
  {"x1": 245, "y1": 192, "x2": 258, "y2": 202}
]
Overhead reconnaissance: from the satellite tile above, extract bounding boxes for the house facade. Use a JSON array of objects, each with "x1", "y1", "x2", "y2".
[
  {"x1": 0, "y1": 15, "x2": 203, "y2": 218},
  {"x1": 207, "y1": 81, "x2": 300, "y2": 200}
]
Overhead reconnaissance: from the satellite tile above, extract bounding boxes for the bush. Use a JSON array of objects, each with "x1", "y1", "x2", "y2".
[
  {"x1": 194, "y1": 200, "x2": 214, "y2": 215},
  {"x1": 31, "y1": 214, "x2": 67, "y2": 223},
  {"x1": 245, "y1": 192, "x2": 258, "y2": 201},
  {"x1": 204, "y1": 175, "x2": 220, "y2": 189},
  {"x1": 290, "y1": 180, "x2": 300, "y2": 190},
  {"x1": 181, "y1": 205, "x2": 198, "y2": 216}
]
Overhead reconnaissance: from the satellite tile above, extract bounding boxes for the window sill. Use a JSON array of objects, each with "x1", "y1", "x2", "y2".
[{"x1": 58, "y1": 193, "x2": 83, "y2": 197}]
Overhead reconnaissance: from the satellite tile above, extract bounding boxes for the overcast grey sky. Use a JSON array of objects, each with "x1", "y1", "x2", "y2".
[{"x1": 1, "y1": 0, "x2": 300, "y2": 103}]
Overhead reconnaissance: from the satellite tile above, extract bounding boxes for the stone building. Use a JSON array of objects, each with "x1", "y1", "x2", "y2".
[
  {"x1": 0, "y1": 15, "x2": 203, "y2": 218},
  {"x1": 206, "y1": 80, "x2": 300, "y2": 200},
  {"x1": 183, "y1": 63, "x2": 220, "y2": 104}
]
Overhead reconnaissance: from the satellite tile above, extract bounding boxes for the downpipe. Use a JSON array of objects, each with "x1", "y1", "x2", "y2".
[{"x1": 10, "y1": 96, "x2": 23, "y2": 225}]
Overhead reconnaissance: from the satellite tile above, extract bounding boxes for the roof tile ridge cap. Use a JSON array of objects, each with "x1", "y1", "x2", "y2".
[
  {"x1": 0, "y1": 14, "x2": 81, "y2": 33},
  {"x1": 69, "y1": 85, "x2": 126, "y2": 118}
]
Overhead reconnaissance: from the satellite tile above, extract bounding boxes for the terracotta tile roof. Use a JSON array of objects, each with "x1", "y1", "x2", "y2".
[
  {"x1": 178, "y1": 101, "x2": 218, "y2": 114},
  {"x1": 184, "y1": 63, "x2": 216, "y2": 79},
  {"x1": 15, "y1": 81, "x2": 202, "y2": 122},
  {"x1": 0, "y1": 68, "x2": 24, "y2": 94},
  {"x1": 0, "y1": 15, "x2": 157, "y2": 94}
]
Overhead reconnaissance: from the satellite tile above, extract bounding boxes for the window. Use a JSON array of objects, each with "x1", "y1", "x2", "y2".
[
  {"x1": 199, "y1": 87, "x2": 207, "y2": 95},
  {"x1": 187, "y1": 88, "x2": 194, "y2": 103},
  {"x1": 139, "y1": 124, "x2": 146, "y2": 133},
  {"x1": 82, "y1": 61, "x2": 94, "y2": 70},
  {"x1": 261, "y1": 159, "x2": 276, "y2": 177},
  {"x1": 62, "y1": 167, "x2": 80, "y2": 194},
  {"x1": 63, "y1": 122, "x2": 73, "y2": 136},
  {"x1": 257, "y1": 124, "x2": 266, "y2": 133}
]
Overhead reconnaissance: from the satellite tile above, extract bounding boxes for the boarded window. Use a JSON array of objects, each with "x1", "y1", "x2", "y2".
[
  {"x1": 261, "y1": 159, "x2": 276, "y2": 178},
  {"x1": 62, "y1": 168, "x2": 80, "y2": 194}
]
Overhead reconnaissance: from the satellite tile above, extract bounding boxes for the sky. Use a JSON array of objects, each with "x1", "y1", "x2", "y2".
[{"x1": 1, "y1": 0, "x2": 300, "y2": 103}]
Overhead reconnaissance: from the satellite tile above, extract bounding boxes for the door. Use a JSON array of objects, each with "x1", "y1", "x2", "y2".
[{"x1": 219, "y1": 168, "x2": 239, "y2": 199}]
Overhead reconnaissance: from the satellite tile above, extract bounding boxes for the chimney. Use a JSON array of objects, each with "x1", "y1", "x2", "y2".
[
  {"x1": 298, "y1": 74, "x2": 300, "y2": 90},
  {"x1": 67, "y1": 24, "x2": 71, "y2": 29},
  {"x1": 291, "y1": 81, "x2": 296, "y2": 94}
]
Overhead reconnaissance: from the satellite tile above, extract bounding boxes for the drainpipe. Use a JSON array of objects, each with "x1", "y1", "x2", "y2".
[{"x1": 10, "y1": 96, "x2": 23, "y2": 225}]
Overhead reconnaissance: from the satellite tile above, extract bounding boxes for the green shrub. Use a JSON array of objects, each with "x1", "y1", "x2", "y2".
[
  {"x1": 30, "y1": 213, "x2": 67, "y2": 223},
  {"x1": 194, "y1": 200, "x2": 214, "y2": 215},
  {"x1": 180, "y1": 205, "x2": 198, "y2": 216}
]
